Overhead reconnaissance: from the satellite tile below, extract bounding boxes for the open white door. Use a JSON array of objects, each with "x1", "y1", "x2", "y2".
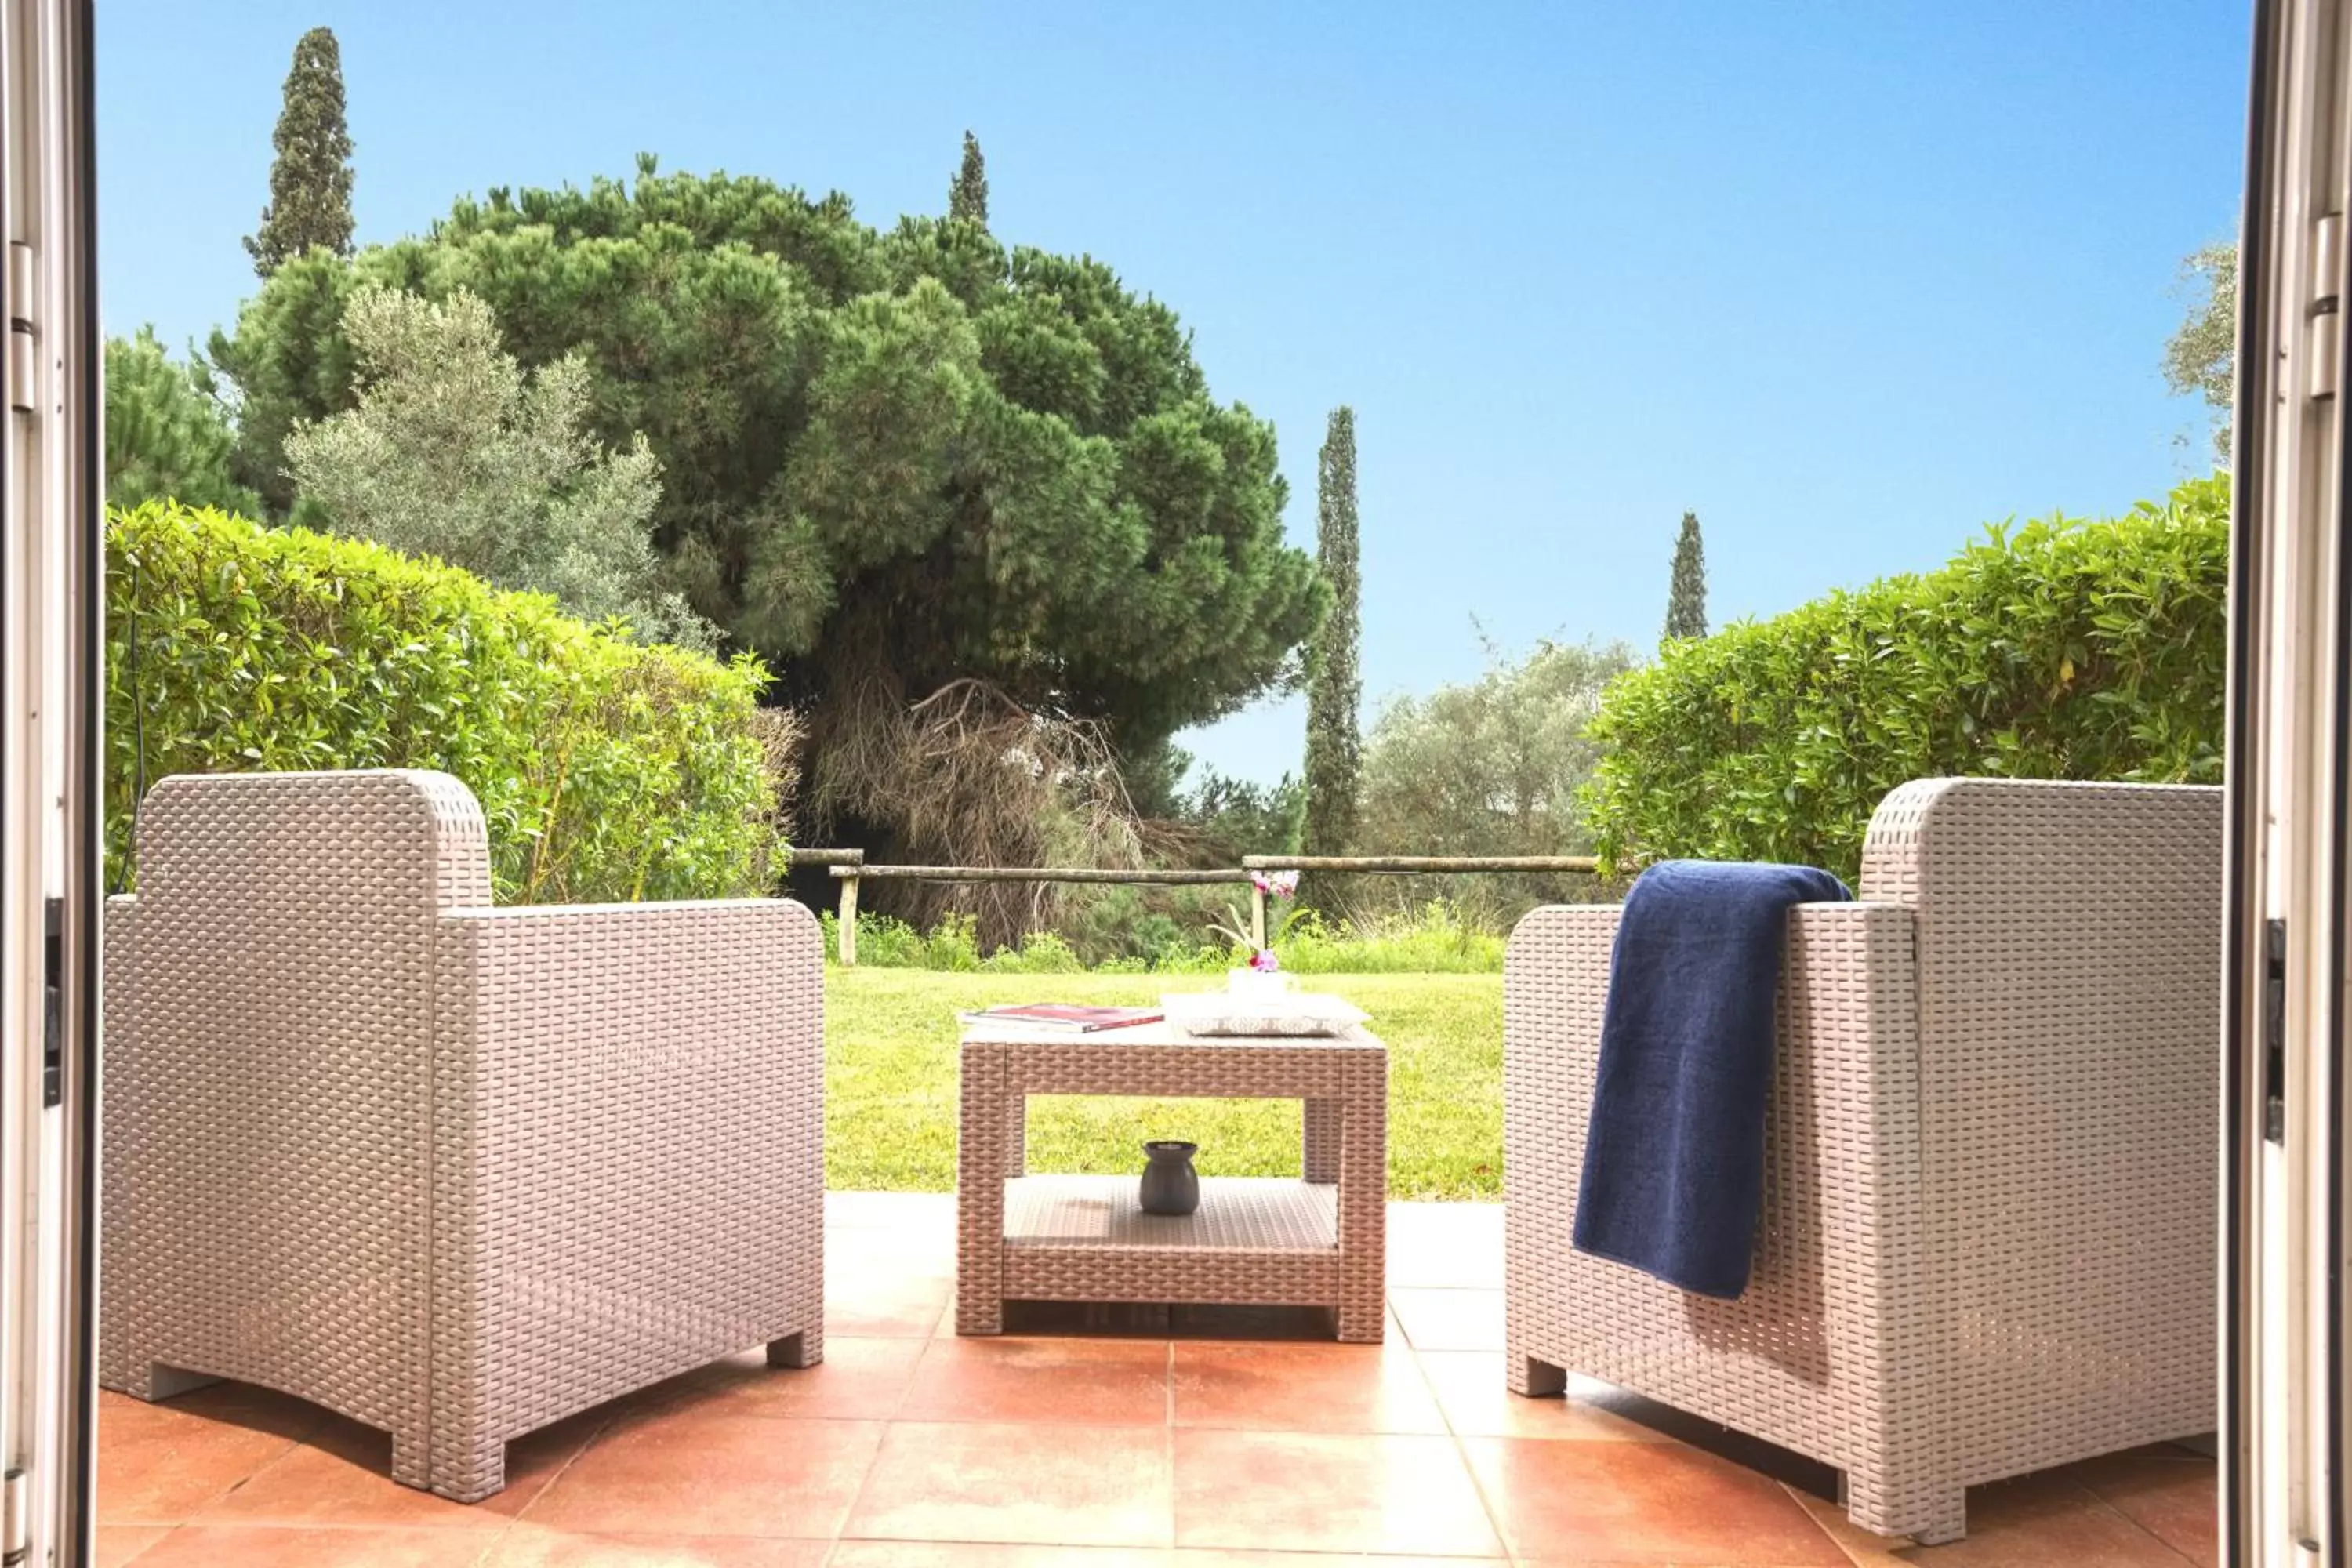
[
  {"x1": 2230, "y1": 0, "x2": 2352, "y2": 1563},
  {"x1": 0, "y1": 0, "x2": 100, "y2": 1563}
]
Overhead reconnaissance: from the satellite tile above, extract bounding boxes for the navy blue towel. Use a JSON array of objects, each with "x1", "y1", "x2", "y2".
[{"x1": 1572, "y1": 859, "x2": 1851, "y2": 1298}]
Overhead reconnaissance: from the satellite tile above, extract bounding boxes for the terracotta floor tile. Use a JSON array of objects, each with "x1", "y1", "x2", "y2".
[
  {"x1": 129, "y1": 1524, "x2": 497, "y2": 1566},
  {"x1": 191, "y1": 1406, "x2": 597, "y2": 1530},
  {"x1": 1783, "y1": 1486, "x2": 1918, "y2": 1566},
  {"x1": 1388, "y1": 1203, "x2": 1504, "y2": 1290},
  {"x1": 1171, "y1": 1429, "x2": 1502, "y2": 1557},
  {"x1": 648, "y1": 1338, "x2": 927, "y2": 1423},
  {"x1": 844, "y1": 1421, "x2": 1173, "y2": 1547},
  {"x1": 831, "y1": 1547, "x2": 1175, "y2": 1568},
  {"x1": 828, "y1": 1553, "x2": 1491, "y2": 1568},
  {"x1": 137, "y1": 1381, "x2": 326, "y2": 1439},
  {"x1": 1414, "y1": 1352, "x2": 1675, "y2": 1442},
  {"x1": 96, "y1": 1396, "x2": 309, "y2": 1525},
  {"x1": 1168, "y1": 1556, "x2": 1497, "y2": 1568},
  {"x1": 2055, "y1": 1448, "x2": 2220, "y2": 1568},
  {"x1": 900, "y1": 1337, "x2": 1171, "y2": 1426},
  {"x1": 522, "y1": 1412, "x2": 884, "y2": 1539},
  {"x1": 1795, "y1": 1468, "x2": 2202, "y2": 1567},
  {"x1": 93, "y1": 1525, "x2": 172, "y2": 1567},
  {"x1": 96, "y1": 1199, "x2": 2220, "y2": 1568},
  {"x1": 1169, "y1": 1556, "x2": 1496, "y2": 1568},
  {"x1": 1387, "y1": 1289, "x2": 1505, "y2": 1352},
  {"x1": 830, "y1": 1270, "x2": 953, "y2": 1338},
  {"x1": 1170, "y1": 1342, "x2": 1444, "y2": 1434},
  {"x1": 1461, "y1": 1436, "x2": 1845, "y2": 1564},
  {"x1": 485, "y1": 1523, "x2": 837, "y2": 1566}
]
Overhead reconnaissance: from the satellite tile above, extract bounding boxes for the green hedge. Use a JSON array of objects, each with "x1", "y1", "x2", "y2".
[
  {"x1": 107, "y1": 501, "x2": 784, "y2": 902},
  {"x1": 1583, "y1": 475, "x2": 2229, "y2": 882}
]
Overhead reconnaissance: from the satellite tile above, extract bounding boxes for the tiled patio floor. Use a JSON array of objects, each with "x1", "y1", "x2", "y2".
[{"x1": 96, "y1": 1194, "x2": 2216, "y2": 1568}]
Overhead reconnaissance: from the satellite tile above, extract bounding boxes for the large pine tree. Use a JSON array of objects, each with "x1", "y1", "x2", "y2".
[
  {"x1": 245, "y1": 27, "x2": 355, "y2": 277},
  {"x1": 211, "y1": 164, "x2": 1325, "y2": 912},
  {"x1": 948, "y1": 131, "x2": 989, "y2": 226},
  {"x1": 1663, "y1": 510, "x2": 1708, "y2": 641},
  {"x1": 1302, "y1": 407, "x2": 1363, "y2": 870}
]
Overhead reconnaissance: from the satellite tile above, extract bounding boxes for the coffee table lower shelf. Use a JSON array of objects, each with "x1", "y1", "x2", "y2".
[{"x1": 996, "y1": 1174, "x2": 1342, "y2": 1308}]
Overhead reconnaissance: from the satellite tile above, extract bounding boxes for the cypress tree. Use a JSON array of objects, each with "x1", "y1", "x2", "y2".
[
  {"x1": 1664, "y1": 510, "x2": 1708, "y2": 641},
  {"x1": 245, "y1": 27, "x2": 356, "y2": 277},
  {"x1": 1302, "y1": 407, "x2": 1363, "y2": 873},
  {"x1": 948, "y1": 131, "x2": 989, "y2": 226}
]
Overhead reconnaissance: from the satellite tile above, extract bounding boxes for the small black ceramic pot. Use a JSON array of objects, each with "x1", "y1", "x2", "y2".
[{"x1": 1138, "y1": 1140, "x2": 1200, "y2": 1216}]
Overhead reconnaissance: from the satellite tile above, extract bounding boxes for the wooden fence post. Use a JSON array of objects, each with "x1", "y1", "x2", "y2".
[
  {"x1": 1250, "y1": 882, "x2": 1267, "y2": 950},
  {"x1": 838, "y1": 873, "x2": 859, "y2": 967}
]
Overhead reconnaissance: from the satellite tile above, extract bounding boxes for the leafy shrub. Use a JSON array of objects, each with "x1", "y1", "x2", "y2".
[
  {"x1": 1052, "y1": 883, "x2": 1250, "y2": 970},
  {"x1": 818, "y1": 910, "x2": 982, "y2": 970},
  {"x1": 982, "y1": 930, "x2": 1086, "y2": 974},
  {"x1": 1270, "y1": 902, "x2": 1506, "y2": 974},
  {"x1": 107, "y1": 501, "x2": 786, "y2": 902},
  {"x1": 1582, "y1": 476, "x2": 2229, "y2": 881}
]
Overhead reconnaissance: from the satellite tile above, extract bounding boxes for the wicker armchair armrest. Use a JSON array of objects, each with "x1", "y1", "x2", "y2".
[
  {"x1": 425, "y1": 897, "x2": 826, "y2": 1479},
  {"x1": 1503, "y1": 900, "x2": 1930, "y2": 1481},
  {"x1": 1503, "y1": 900, "x2": 1918, "y2": 1184}
]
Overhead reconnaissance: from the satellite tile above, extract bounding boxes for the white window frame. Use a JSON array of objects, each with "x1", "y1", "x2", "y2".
[
  {"x1": 2228, "y1": 0, "x2": 2352, "y2": 1562},
  {"x1": 2, "y1": 0, "x2": 101, "y2": 1563}
]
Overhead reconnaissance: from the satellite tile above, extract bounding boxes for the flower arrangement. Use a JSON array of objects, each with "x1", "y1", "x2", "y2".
[{"x1": 1207, "y1": 869, "x2": 1302, "y2": 989}]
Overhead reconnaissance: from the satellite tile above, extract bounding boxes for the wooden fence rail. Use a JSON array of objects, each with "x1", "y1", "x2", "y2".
[
  {"x1": 827, "y1": 865, "x2": 1250, "y2": 885},
  {"x1": 1241, "y1": 854, "x2": 1599, "y2": 874},
  {"x1": 786, "y1": 848, "x2": 866, "y2": 867},
  {"x1": 808, "y1": 849, "x2": 1600, "y2": 967}
]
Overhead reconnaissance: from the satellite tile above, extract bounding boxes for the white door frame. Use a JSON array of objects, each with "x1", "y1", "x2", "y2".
[
  {"x1": 1, "y1": 0, "x2": 101, "y2": 1563},
  {"x1": 2228, "y1": 0, "x2": 2352, "y2": 1562}
]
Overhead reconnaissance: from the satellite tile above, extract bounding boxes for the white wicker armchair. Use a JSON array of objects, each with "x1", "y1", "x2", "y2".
[
  {"x1": 1504, "y1": 778, "x2": 2220, "y2": 1544},
  {"x1": 100, "y1": 769, "x2": 825, "y2": 1502}
]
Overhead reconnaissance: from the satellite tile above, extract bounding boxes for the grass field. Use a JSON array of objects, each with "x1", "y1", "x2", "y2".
[{"x1": 825, "y1": 969, "x2": 1503, "y2": 1200}]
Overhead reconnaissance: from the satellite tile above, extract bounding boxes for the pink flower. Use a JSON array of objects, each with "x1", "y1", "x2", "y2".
[
  {"x1": 1248, "y1": 948, "x2": 1282, "y2": 972},
  {"x1": 1250, "y1": 869, "x2": 1300, "y2": 899}
]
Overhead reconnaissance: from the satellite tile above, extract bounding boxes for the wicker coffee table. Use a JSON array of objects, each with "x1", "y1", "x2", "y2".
[{"x1": 956, "y1": 1019, "x2": 1388, "y2": 1341}]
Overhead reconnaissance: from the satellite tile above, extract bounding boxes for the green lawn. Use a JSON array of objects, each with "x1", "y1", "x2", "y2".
[{"x1": 824, "y1": 969, "x2": 1502, "y2": 1200}]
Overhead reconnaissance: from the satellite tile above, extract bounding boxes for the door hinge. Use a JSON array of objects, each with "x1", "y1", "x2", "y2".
[
  {"x1": 2311, "y1": 213, "x2": 2342, "y2": 401},
  {"x1": 5, "y1": 241, "x2": 32, "y2": 415},
  {"x1": 2264, "y1": 916, "x2": 2286, "y2": 1142},
  {"x1": 1, "y1": 1466, "x2": 27, "y2": 1566},
  {"x1": 42, "y1": 896, "x2": 61, "y2": 1109}
]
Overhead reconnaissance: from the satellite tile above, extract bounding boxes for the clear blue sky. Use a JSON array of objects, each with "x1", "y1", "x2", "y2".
[{"x1": 99, "y1": 2, "x2": 2249, "y2": 785}]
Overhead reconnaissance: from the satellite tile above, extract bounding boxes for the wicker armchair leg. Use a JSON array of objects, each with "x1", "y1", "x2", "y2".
[
  {"x1": 390, "y1": 1434, "x2": 430, "y2": 1493},
  {"x1": 421, "y1": 1434, "x2": 503, "y2": 1504},
  {"x1": 766, "y1": 1327, "x2": 824, "y2": 1368},
  {"x1": 1505, "y1": 1350, "x2": 1569, "y2": 1398},
  {"x1": 119, "y1": 1361, "x2": 221, "y2": 1402},
  {"x1": 1843, "y1": 1469, "x2": 1966, "y2": 1547}
]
